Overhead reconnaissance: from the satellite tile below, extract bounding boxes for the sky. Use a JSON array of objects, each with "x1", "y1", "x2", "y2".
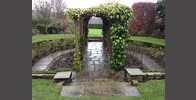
[{"x1": 32, "y1": 0, "x2": 158, "y2": 9}]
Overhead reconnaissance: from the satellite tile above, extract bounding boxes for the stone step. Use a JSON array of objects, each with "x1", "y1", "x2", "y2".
[
  {"x1": 60, "y1": 83, "x2": 141, "y2": 97},
  {"x1": 53, "y1": 71, "x2": 72, "y2": 83}
]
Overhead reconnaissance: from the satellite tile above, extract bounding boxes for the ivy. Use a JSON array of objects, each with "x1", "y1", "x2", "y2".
[{"x1": 66, "y1": 3, "x2": 131, "y2": 71}]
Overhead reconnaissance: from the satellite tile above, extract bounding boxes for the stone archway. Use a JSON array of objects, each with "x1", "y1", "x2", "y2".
[{"x1": 66, "y1": 3, "x2": 132, "y2": 71}]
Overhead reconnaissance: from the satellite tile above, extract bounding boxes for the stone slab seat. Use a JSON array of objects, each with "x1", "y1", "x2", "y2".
[
  {"x1": 53, "y1": 71, "x2": 72, "y2": 85},
  {"x1": 125, "y1": 68, "x2": 146, "y2": 82}
]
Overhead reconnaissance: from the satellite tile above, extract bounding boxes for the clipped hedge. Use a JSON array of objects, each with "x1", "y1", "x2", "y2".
[
  {"x1": 32, "y1": 36, "x2": 75, "y2": 65},
  {"x1": 88, "y1": 24, "x2": 103, "y2": 29}
]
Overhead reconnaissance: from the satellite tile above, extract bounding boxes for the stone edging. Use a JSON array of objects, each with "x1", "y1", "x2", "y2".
[{"x1": 32, "y1": 74, "x2": 55, "y2": 79}]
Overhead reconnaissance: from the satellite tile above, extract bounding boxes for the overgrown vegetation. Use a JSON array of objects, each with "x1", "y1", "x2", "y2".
[
  {"x1": 67, "y1": 3, "x2": 131, "y2": 71},
  {"x1": 32, "y1": 34, "x2": 75, "y2": 65},
  {"x1": 125, "y1": 42, "x2": 165, "y2": 68},
  {"x1": 32, "y1": 79, "x2": 165, "y2": 100}
]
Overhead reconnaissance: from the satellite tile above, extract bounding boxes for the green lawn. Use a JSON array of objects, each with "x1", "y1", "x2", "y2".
[
  {"x1": 32, "y1": 79, "x2": 165, "y2": 100},
  {"x1": 32, "y1": 30, "x2": 165, "y2": 46},
  {"x1": 88, "y1": 29, "x2": 102, "y2": 37},
  {"x1": 129, "y1": 36, "x2": 165, "y2": 46},
  {"x1": 32, "y1": 34, "x2": 75, "y2": 43},
  {"x1": 87, "y1": 28, "x2": 165, "y2": 46}
]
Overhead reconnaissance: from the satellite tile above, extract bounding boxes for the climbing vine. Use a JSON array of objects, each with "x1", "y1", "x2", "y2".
[{"x1": 66, "y1": 3, "x2": 131, "y2": 71}]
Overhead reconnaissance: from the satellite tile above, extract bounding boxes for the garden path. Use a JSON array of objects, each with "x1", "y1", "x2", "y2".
[{"x1": 61, "y1": 42, "x2": 141, "y2": 97}]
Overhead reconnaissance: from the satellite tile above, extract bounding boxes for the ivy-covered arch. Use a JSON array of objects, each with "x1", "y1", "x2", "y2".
[{"x1": 66, "y1": 3, "x2": 132, "y2": 71}]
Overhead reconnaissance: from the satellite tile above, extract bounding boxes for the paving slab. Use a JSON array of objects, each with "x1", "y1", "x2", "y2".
[
  {"x1": 126, "y1": 68, "x2": 146, "y2": 76},
  {"x1": 54, "y1": 71, "x2": 72, "y2": 79},
  {"x1": 60, "y1": 42, "x2": 142, "y2": 97},
  {"x1": 60, "y1": 86, "x2": 85, "y2": 97}
]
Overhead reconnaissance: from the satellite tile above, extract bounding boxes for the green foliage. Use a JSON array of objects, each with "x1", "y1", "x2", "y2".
[
  {"x1": 32, "y1": 18, "x2": 64, "y2": 34},
  {"x1": 73, "y1": 51, "x2": 81, "y2": 71},
  {"x1": 156, "y1": 0, "x2": 165, "y2": 20},
  {"x1": 66, "y1": 3, "x2": 132, "y2": 71},
  {"x1": 32, "y1": 34, "x2": 75, "y2": 65},
  {"x1": 88, "y1": 24, "x2": 103, "y2": 29},
  {"x1": 36, "y1": 24, "x2": 45, "y2": 33},
  {"x1": 32, "y1": 29, "x2": 38, "y2": 35},
  {"x1": 47, "y1": 22, "x2": 62, "y2": 34}
]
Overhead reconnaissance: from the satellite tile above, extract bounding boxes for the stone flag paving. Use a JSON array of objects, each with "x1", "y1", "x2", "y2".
[{"x1": 60, "y1": 42, "x2": 141, "y2": 97}]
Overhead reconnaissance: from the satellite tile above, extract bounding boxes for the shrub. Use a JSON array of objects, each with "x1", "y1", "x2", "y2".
[
  {"x1": 156, "y1": 0, "x2": 165, "y2": 20},
  {"x1": 47, "y1": 23, "x2": 62, "y2": 34},
  {"x1": 33, "y1": 18, "x2": 64, "y2": 34},
  {"x1": 36, "y1": 24, "x2": 45, "y2": 34},
  {"x1": 130, "y1": 2, "x2": 156, "y2": 36}
]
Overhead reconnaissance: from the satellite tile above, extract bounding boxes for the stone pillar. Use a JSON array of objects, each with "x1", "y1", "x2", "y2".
[{"x1": 73, "y1": 20, "x2": 81, "y2": 71}]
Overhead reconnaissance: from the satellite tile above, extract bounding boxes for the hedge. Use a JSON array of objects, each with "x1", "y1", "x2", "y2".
[{"x1": 88, "y1": 24, "x2": 103, "y2": 29}]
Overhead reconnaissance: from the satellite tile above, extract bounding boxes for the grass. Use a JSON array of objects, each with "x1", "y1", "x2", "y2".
[
  {"x1": 87, "y1": 28, "x2": 165, "y2": 46},
  {"x1": 32, "y1": 30, "x2": 165, "y2": 46},
  {"x1": 129, "y1": 36, "x2": 165, "y2": 46},
  {"x1": 32, "y1": 79, "x2": 165, "y2": 100},
  {"x1": 88, "y1": 28, "x2": 102, "y2": 37},
  {"x1": 32, "y1": 34, "x2": 75, "y2": 43}
]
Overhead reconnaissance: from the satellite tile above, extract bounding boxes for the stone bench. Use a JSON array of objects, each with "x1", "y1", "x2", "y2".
[
  {"x1": 125, "y1": 68, "x2": 146, "y2": 82},
  {"x1": 53, "y1": 71, "x2": 72, "y2": 85}
]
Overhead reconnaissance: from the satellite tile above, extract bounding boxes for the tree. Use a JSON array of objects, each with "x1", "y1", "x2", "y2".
[
  {"x1": 156, "y1": 0, "x2": 165, "y2": 20},
  {"x1": 33, "y1": 0, "x2": 68, "y2": 34},
  {"x1": 53, "y1": 0, "x2": 67, "y2": 19},
  {"x1": 130, "y1": 2, "x2": 156, "y2": 36},
  {"x1": 34, "y1": 0, "x2": 53, "y2": 34},
  {"x1": 155, "y1": 0, "x2": 165, "y2": 38},
  {"x1": 53, "y1": 0, "x2": 68, "y2": 32}
]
